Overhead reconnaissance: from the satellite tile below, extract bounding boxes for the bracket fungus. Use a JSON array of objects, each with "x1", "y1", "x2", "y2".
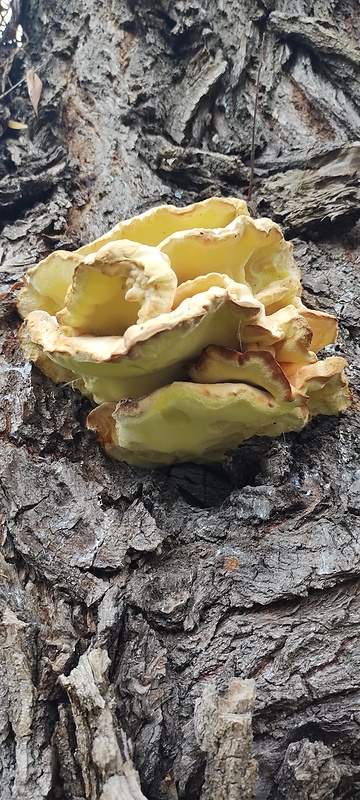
[
  {"x1": 17, "y1": 197, "x2": 351, "y2": 467},
  {"x1": 87, "y1": 382, "x2": 308, "y2": 468}
]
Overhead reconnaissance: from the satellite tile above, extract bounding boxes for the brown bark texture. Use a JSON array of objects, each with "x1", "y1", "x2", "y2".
[{"x1": 1, "y1": 1, "x2": 360, "y2": 798}]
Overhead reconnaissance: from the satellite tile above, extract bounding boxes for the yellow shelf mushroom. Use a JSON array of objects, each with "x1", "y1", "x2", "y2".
[
  {"x1": 158, "y1": 214, "x2": 301, "y2": 307},
  {"x1": 17, "y1": 250, "x2": 81, "y2": 319},
  {"x1": 187, "y1": 345, "x2": 297, "y2": 402},
  {"x1": 22, "y1": 283, "x2": 264, "y2": 403},
  {"x1": 87, "y1": 382, "x2": 309, "y2": 468},
  {"x1": 17, "y1": 196, "x2": 351, "y2": 467},
  {"x1": 77, "y1": 196, "x2": 249, "y2": 253},
  {"x1": 282, "y1": 357, "x2": 351, "y2": 418},
  {"x1": 57, "y1": 241, "x2": 177, "y2": 335}
]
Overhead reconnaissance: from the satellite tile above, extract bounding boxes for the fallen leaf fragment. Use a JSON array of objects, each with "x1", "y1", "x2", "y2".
[
  {"x1": 26, "y1": 69, "x2": 43, "y2": 115},
  {"x1": 0, "y1": 279, "x2": 25, "y2": 301},
  {"x1": 8, "y1": 119, "x2": 28, "y2": 130}
]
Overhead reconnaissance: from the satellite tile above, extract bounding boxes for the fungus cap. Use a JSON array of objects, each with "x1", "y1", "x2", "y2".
[
  {"x1": 57, "y1": 240, "x2": 177, "y2": 335},
  {"x1": 241, "y1": 304, "x2": 317, "y2": 364},
  {"x1": 292, "y1": 298, "x2": 338, "y2": 353},
  {"x1": 87, "y1": 381, "x2": 309, "y2": 467},
  {"x1": 78, "y1": 196, "x2": 249, "y2": 253},
  {"x1": 158, "y1": 214, "x2": 301, "y2": 306},
  {"x1": 282, "y1": 357, "x2": 352, "y2": 417},
  {"x1": 16, "y1": 195, "x2": 351, "y2": 468},
  {"x1": 23, "y1": 283, "x2": 264, "y2": 403},
  {"x1": 188, "y1": 345, "x2": 297, "y2": 402},
  {"x1": 17, "y1": 250, "x2": 82, "y2": 319}
]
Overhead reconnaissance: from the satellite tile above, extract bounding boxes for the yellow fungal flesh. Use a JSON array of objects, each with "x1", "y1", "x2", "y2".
[{"x1": 17, "y1": 196, "x2": 351, "y2": 467}]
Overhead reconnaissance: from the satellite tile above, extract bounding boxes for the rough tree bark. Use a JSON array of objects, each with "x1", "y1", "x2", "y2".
[{"x1": 1, "y1": 1, "x2": 360, "y2": 798}]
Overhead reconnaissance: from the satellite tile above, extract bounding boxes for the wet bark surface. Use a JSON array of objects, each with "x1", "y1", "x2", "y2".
[{"x1": 1, "y1": 1, "x2": 360, "y2": 798}]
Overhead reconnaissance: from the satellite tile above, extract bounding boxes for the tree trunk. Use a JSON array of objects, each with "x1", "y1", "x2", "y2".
[{"x1": 1, "y1": 1, "x2": 359, "y2": 798}]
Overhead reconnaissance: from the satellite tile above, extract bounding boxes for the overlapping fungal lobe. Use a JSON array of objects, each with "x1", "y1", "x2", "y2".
[
  {"x1": 87, "y1": 382, "x2": 308, "y2": 468},
  {"x1": 238, "y1": 304, "x2": 317, "y2": 374},
  {"x1": 17, "y1": 196, "x2": 352, "y2": 467},
  {"x1": 187, "y1": 346, "x2": 297, "y2": 402},
  {"x1": 282, "y1": 357, "x2": 352, "y2": 417},
  {"x1": 292, "y1": 298, "x2": 338, "y2": 353},
  {"x1": 19, "y1": 324, "x2": 81, "y2": 387},
  {"x1": 158, "y1": 214, "x2": 302, "y2": 308},
  {"x1": 17, "y1": 250, "x2": 82, "y2": 319},
  {"x1": 56, "y1": 241, "x2": 177, "y2": 334},
  {"x1": 23, "y1": 282, "x2": 263, "y2": 404},
  {"x1": 76, "y1": 195, "x2": 249, "y2": 253}
]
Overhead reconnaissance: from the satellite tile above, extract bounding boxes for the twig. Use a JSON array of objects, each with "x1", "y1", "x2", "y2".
[{"x1": 247, "y1": 34, "x2": 266, "y2": 202}]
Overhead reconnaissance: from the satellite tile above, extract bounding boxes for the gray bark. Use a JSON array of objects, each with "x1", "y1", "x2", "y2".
[
  {"x1": 194, "y1": 679, "x2": 258, "y2": 800},
  {"x1": 1, "y1": 1, "x2": 359, "y2": 799}
]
